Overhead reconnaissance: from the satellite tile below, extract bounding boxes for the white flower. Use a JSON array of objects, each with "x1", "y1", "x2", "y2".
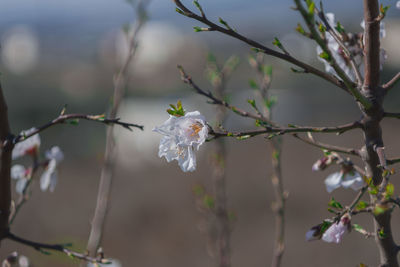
[
  {"x1": 12, "y1": 128, "x2": 40, "y2": 159},
  {"x1": 321, "y1": 216, "x2": 350, "y2": 244},
  {"x1": 397, "y1": 1, "x2": 400, "y2": 10},
  {"x1": 153, "y1": 111, "x2": 208, "y2": 172},
  {"x1": 11, "y1": 164, "x2": 30, "y2": 194},
  {"x1": 305, "y1": 227, "x2": 320, "y2": 241},
  {"x1": 324, "y1": 170, "x2": 364, "y2": 193},
  {"x1": 40, "y1": 146, "x2": 64, "y2": 192}
]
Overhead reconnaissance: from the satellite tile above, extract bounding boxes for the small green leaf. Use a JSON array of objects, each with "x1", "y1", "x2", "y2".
[
  {"x1": 175, "y1": 8, "x2": 185, "y2": 15},
  {"x1": 193, "y1": 184, "x2": 205, "y2": 196},
  {"x1": 228, "y1": 211, "x2": 237, "y2": 222},
  {"x1": 250, "y1": 47, "x2": 263, "y2": 53},
  {"x1": 262, "y1": 65, "x2": 273, "y2": 76},
  {"x1": 320, "y1": 220, "x2": 332, "y2": 234},
  {"x1": 248, "y1": 79, "x2": 258, "y2": 90},
  {"x1": 193, "y1": 26, "x2": 204, "y2": 32},
  {"x1": 378, "y1": 227, "x2": 387, "y2": 239},
  {"x1": 373, "y1": 205, "x2": 387, "y2": 216},
  {"x1": 68, "y1": 119, "x2": 79, "y2": 125},
  {"x1": 355, "y1": 201, "x2": 369, "y2": 211},
  {"x1": 203, "y1": 195, "x2": 215, "y2": 209},
  {"x1": 296, "y1": 23, "x2": 305, "y2": 35},
  {"x1": 247, "y1": 99, "x2": 257, "y2": 109},
  {"x1": 328, "y1": 197, "x2": 343, "y2": 210},
  {"x1": 386, "y1": 183, "x2": 394, "y2": 199},
  {"x1": 380, "y1": 4, "x2": 389, "y2": 16},
  {"x1": 236, "y1": 135, "x2": 251, "y2": 140},
  {"x1": 272, "y1": 150, "x2": 280, "y2": 160},
  {"x1": 318, "y1": 23, "x2": 326, "y2": 33},
  {"x1": 308, "y1": 1, "x2": 315, "y2": 15},
  {"x1": 335, "y1": 22, "x2": 345, "y2": 34},
  {"x1": 319, "y1": 51, "x2": 331, "y2": 61},
  {"x1": 272, "y1": 37, "x2": 283, "y2": 49}
]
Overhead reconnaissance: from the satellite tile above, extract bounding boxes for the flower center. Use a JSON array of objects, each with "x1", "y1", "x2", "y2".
[{"x1": 189, "y1": 121, "x2": 203, "y2": 137}]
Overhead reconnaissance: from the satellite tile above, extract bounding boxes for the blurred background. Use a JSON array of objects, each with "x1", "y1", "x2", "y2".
[{"x1": 1, "y1": 0, "x2": 400, "y2": 266}]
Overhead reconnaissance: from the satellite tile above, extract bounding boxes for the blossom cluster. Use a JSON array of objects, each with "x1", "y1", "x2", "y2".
[{"x1": 11, "y1": 128, "x2": 64, "y2": 194}]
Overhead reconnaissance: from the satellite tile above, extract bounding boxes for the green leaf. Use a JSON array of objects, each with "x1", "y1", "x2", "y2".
[
  {"x1": 250, "y1": 47, "x2": 263, "y2": 53},
  {"x1": 296, "y1": 23, "x2": 305, "y2": 35},
  {"x1": 272, "y1": 37, "x2": 283, "y2": 49},
  {"x1": 380, "y1": 4, "x2": 389, "y2": 16},
  {"x1": 68, "y1": 119, "x2": 79, "y2": 125},
  {"x1": 308, "y1": 1, "x2": 315, "y2": 15},
  {"x1": 386, "y1": 183, "x2": 394, "y2": 199},
  {"x1": 193, "y1": 184, "x2": 205, "y2": 196},
  {"x1": 248, "y1": 79, "x2": 258, "y2": 90},
  {"x1": 335, "y1": 22, "x2": 345, "y2": 34},
  {"x1": 193, "y1": 26, "x2": 204, "y2": 32},
  {"x1": 236, "y1": 135, "x2": 251, "y2": 140},
  {"x1": 193, "y1": 0, "x2": 204, "y2": 14},
  {"x1": 265, "y1": 96, "x2": 277, "y2": 110},
  {"x1": 167, "y1": 100, "x2": 185, "y2": 117},
  {"x1": 328, "y1": 197, "x2": 343, "y2": 210},
  {"x1": 319, "y1": 51, "x2": 331, "y2": 61},
  {"x1": 262, "y1": 65, "x2": 273, "y2": 76},
  {"x1": 175, "y1": 8, "x2": 185, "y2": 15},
  {"x1": 203, "y1": 195, "x2": 215, "y2": 209},
  {"x1": 373, "y1": 205, "x2": 387, "y2": 216},
  {"x1": 320, "y1": 220, "x2": 332, "y2": 234},
  {"x1": 272, "y1": 150, "x2": 280, "y2": 160},
  {"x1": 355, "y1": 201, "x2": 368, "y2": 211},
  {"x1": 247, "y1": 99, "x2": 257, "y2": 109},
  {"x1": 378, "y1": 227, "x2": 387, "y2": 239},
  {"x1": 318, "y1": 23, "x2": 326, "y2": 33}
]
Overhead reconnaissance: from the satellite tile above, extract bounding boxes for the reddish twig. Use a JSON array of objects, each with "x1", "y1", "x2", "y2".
[{"x1": 383, "y1": 72, "x2": 400, "y2": 93}]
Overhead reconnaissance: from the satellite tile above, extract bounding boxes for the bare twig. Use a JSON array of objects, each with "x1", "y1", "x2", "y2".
[
  {"x1": 173, "y1": 0, "x2": 353, "y2": 93},
  {"x1": 292, "y1": 133, "x2": 360, "y2": 156},
  {"x1": 84, "y1": 0, "x2": 149, "y2": 260},
  {"x1": 10, "y1": 113, "x2": 143, "y2": 146},
  {"x1": 383, "y1": 72, "x2": 400, "y2": 92},
  {"x1": 383, "y1": 112, "x2": 400, "y2": 119},
  {"x1": 6, "y1": 232, "x2": 110, "y2": 264}
]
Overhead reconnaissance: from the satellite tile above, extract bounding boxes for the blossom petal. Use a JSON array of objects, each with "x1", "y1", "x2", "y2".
[
  {"x1": 11, "y1": 165, "x2": 26, "y2": 180},
  {"x1": 321, "y1": 221, "x2": 347, "y2": 244},
  {"x1": 45, "y1": 146, "x2": 64, "y2": 162},
  {"x1": 16, "y1": 178, "x2": 28, "y2": 195},
  {"x1": 178, "y1": 146, "x2": 196, "y2": 172},
  {"x1": 40, "y1": 159, "x2": 57, "y2": 192},
  {"x1": 324, "y1": 172, "x2": 343, "y2": 193},
  {"x1": 12, "y1": 129, "x2": 41, "y2": 159},
  {"x1": 341, "y1": 172, "x2": 364, "y2": 191},
  {"x1": 158, "y1": 136, "x2": 179, "y2": 162}
]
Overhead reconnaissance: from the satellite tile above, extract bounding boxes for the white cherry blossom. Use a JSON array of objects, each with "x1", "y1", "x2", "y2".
[
  {"x1": 153, "y1": 111, "x2": 208, "y2": 172},
  {"x1": 11, "y1": 164, "x2": 30, "y2": 194},
  {"x1": 324, "y1": 170, "x2": 364, "y2": 193},
  {"x1": 40, "y1": 146, "x2": 64, "y2": 192},
  {"x1": 322, "y1": 216, "x2": 350, "y2": 244},
  {"x1": 397, "y1": 1, "x2": 400, "y2": 10},
  {"x1": 12, "y1": 128, "x2": 40, "y2": 159}
]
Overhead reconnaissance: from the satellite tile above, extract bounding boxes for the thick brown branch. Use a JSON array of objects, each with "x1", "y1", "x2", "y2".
[
  {"x1": 6, "y1": 232, "x2": 110, "y2": 264},
  {"x1": 0, "y1": 82, "x2": 12, "y2": 242},
  {"x1": 174, "y1": 0, "x2": 351, "y2": 92}
]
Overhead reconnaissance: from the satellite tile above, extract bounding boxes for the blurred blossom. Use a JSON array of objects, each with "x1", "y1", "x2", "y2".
[
  {"x1": 12, "y1": 128, "x2": 41, "y2": 160},
  {"x1": 397, "y1": 1, "x2": 400, "y2": 9},
  {"x1": 11, "y1": 164, "x2": 30, "y2": 194},
  {"x1": 1, "y1": 25, "x2": 39, "y2": 75},
  {"x1": 324, "y1": 170, "x2": 364, "y2": 193},
  {"x1": 312, "y1": 156, "x2": 334, "y2": 171},
  {"x1": 321, "y1": 216, "x2": 350, "y2": 244},
  {"x1": 40, "y1": 146, "x2": 64, "y2": 192},
  {"x1": 18, "y1": 255, "x2": 30, "y2": 267},
  {"x1": 153, "y1": 111, "x2": 208, "y2": 172}
]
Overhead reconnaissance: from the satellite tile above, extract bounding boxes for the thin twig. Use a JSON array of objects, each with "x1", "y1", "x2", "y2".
[
  {"x1": 173, "y1": 0, "x2": 352, "y2": 93},
  {"x1": 292, "y1": 133, "x2": 360, "y2": 156},
  {"x1": 6, "y1": 232, "x2": 110, "y2": 264},
  {"x1": 383, "y1": 112, "x2": 400, "y2": 119},
  {"x1": 383, "y1": 72, "x2": 400, "y2": 92},
  {"x1": 84, "y1": 0, "x2": 149, "y2": 260},
  {"x1": 10, "y1": 113, "x2": 143, "y2": 146}
]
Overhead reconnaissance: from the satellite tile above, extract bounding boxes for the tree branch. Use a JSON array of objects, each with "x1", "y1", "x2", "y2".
[
  {"x1": 6, "y1": 232, "x2": 110, "y2": 264},
  {"x1": 84, "y1": 0, "x2": 149, "y2": 260},
  {"x1": 173, "y1": 0, "x2": 352, "y2": 93},
  {"x1": 10, "y1": 113, "x2": 143, "y2": 146},
  {"x1": 383, "y1": 72, "x2": 400, "y2": 93},
  {"x1": 292, "y1": 133, "x2": 360, "y2": 156},
  {"x1": 0, "y1": 82, "x2": 12, "y2": 242}
]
